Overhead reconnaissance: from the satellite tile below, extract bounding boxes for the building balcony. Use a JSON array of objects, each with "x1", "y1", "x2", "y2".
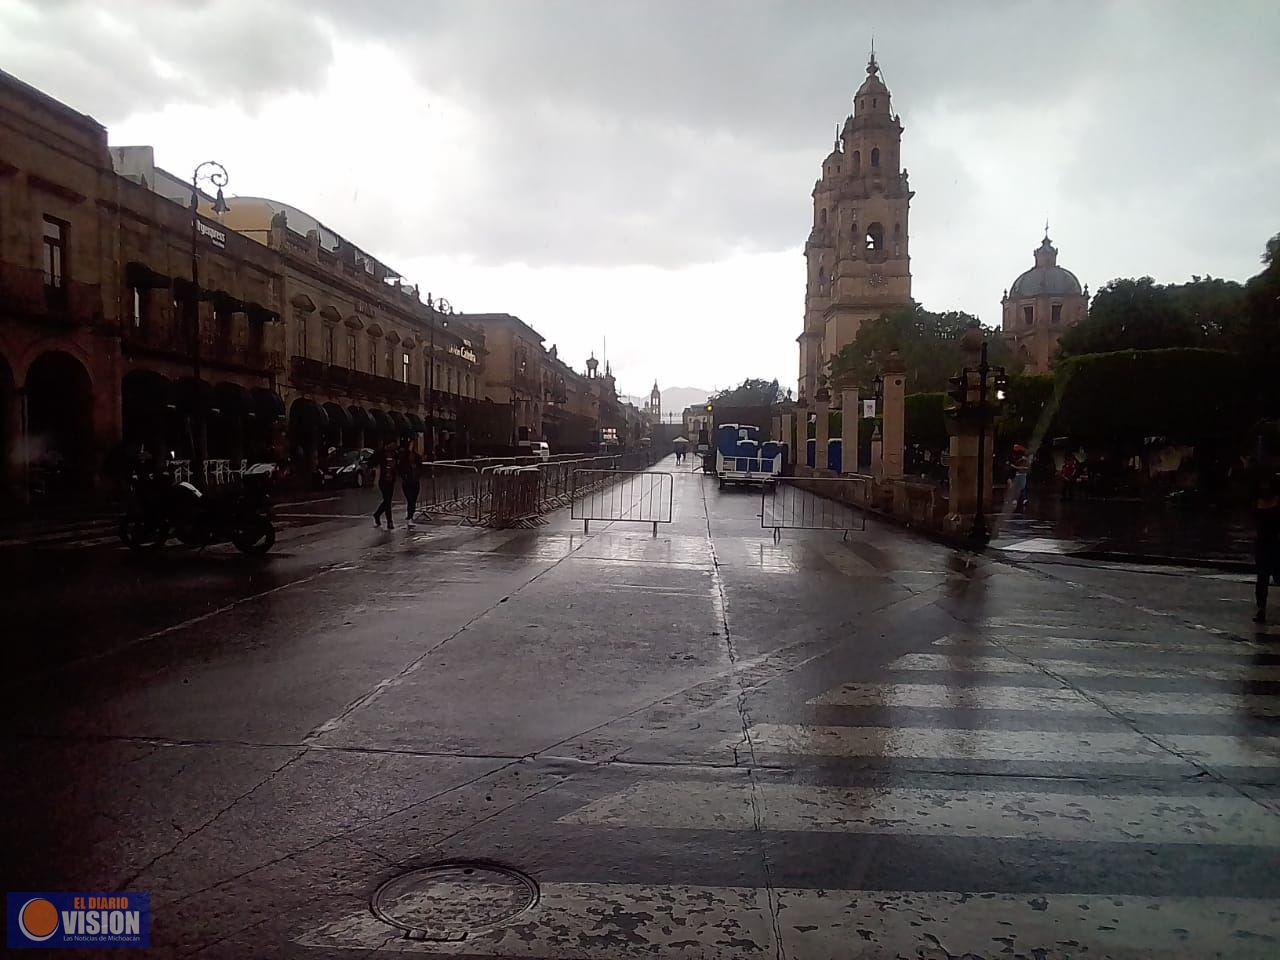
[
  {"x1": 0, "y1": 260, "x2": 104, "y2": 328},
  {"x1": 290, "y1": 355, "x2": 421, "y2": 406},
  {"x1": 425, "y1": 388, "x2": 479, "y2": 410},
  {"x1": 122, "y1": 322, "x2": 280, "y2": 375}
]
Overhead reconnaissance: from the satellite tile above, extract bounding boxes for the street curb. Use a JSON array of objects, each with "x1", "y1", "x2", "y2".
[
  {"x1": 846, "y1": 503, "x2": 1254, "y2": 574},
  {"x1": 1067, "y1": 549, "x2": 1254, "y2": 574}
]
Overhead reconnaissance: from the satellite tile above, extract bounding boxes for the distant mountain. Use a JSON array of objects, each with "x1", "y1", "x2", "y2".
[{"x1": 624, "y1": 386, "x2": 713, "y2": 415}]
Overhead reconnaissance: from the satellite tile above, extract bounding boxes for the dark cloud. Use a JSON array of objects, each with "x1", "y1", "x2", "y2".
[
  {"x1": 2, "y1": 0, "x2": 1277, "y2": 285},
  {"x1": 1, "y1": 0, "x2": 333, "y2": 121}
]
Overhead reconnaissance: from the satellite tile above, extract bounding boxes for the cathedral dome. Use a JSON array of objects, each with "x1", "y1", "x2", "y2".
[
  {"x1": 1008, "y1": 235, "x2": 1082, "y2": 298},
  {"x1": 1009, "y1": 265, "x2": 1082, "y2": 297}
]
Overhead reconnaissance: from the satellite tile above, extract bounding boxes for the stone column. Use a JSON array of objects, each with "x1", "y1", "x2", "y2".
[
  {"x1": 814, "y1": 389, "x2": 830, "y2": 472},
  {"x1": 881, "y1": 352, "x2": 906, "y2": 480},
  {"x1": 840, "y1": 387, "x2": 859, "y2": 474},
  {"x1": 780, "y1": 413, "x2": 794, "y2": 469}
]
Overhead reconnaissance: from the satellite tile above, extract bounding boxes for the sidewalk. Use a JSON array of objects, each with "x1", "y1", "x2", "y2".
[
  {"x1": 0, "y1": 487, "x2": 345, "y2": 550},
  {"x1": 988, "y1": 494, "x2": 1256, "y2": 570}
]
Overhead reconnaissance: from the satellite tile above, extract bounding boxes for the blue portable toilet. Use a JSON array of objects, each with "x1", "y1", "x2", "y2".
[
  {"x1": 735, "y1": 439, "x2": 759, "y2": 472},
  {"x1": 760, "y1": 441, "x2": 782, "y2": 473},
  {"x1": 827, "y1": 438, "x2": 842, "y2": 474}
]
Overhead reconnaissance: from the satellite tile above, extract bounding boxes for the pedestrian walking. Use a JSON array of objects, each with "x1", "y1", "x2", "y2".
[
  {"x1": 1008, "y1": 444, "x2": 1030, "y2": 512},
  {"x1": 399, "y1": 437, "x2": 422, "y2": 530},
  {"x1": 1060, "y1": 453, "x2": 1079, "y2": 503},
  {"x1": 372, "y1": 440, "x2": 398, "y2": 530},
  {"x1": 1254, "y1": 471, "x2": 1280, "y2": 624}
]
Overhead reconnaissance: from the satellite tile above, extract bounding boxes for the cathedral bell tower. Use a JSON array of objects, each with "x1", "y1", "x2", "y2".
[
  {"x1": 798, "y1": 51, "x2": 913, "y2": 405},
  {"x1": 648, "y1": 381, "x2": 662, "y2": 421}
]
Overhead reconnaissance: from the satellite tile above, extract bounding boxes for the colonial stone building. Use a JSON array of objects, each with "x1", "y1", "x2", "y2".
[
  {"x1": 0, "y1": 70, "x2": 285, "y2": 504},
  {"x1": 462, "y1": 314, "x2": 614, "y2": 449},
  {"x1": 214, "y1": 196, "x2": 492, "y2": 459},
  {"x1": 1, "y1": 67, "x2": 633, "y2": 508},
  {"x1": 799, "y1": 52, "x2": 913, "y2": 405},
  {"x1": 1001, "y1": 232, "x2": 1088, "y2": 374}
]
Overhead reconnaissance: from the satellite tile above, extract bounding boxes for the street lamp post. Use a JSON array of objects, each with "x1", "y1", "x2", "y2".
[
  {"x1": 973, "y1": 341, "x2": 991, "y2": 544},
  {"x1": 968, "y1": 340, "x2": 1007, "y2": 546},
  {"x1": 188, "y1": 161, "x2": 229, "y2": 488},
  {"x1": 425, "y1": 293, "x2": 451, "y2": 459}
]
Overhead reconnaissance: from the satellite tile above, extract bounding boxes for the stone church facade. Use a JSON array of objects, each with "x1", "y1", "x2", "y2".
[
  {"x1": 798, "y1": 53, "x2": 913, "y2": 404},
  {"x1": 1001, "y1": 233, "x2": 1088, "y2": 375}
]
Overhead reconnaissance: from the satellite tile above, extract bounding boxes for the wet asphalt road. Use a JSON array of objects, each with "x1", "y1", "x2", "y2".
[{"x1": 3, "y1": 455, "x2": 1280, "y2": 958}]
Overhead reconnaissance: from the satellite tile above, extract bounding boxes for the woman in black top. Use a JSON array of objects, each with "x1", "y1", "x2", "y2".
[{"x1": 372, "y1": 441, "x2": 398, "y2": 530}]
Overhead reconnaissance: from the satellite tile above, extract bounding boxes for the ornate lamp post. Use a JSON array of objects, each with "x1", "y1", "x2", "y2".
[
  {"x1": 947, "y1": 328, "x2": 1007, "y2": 544},
  {"x1": 189, "y1": 161, "x2": 229, "y2": 487},
  {"x1": 425, "y1": 293, "x2": 452, "y2": 459}
]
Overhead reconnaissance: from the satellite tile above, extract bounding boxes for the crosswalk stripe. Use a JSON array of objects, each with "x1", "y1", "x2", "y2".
[
  {"x1": 744, "y1": 723, "x2": 1280, "y2": 767},
  {"x1": 297, "y1": 882, "x2": 1280, "y2": 957},
  {"x1": 935, "y1": 634, "x2": 1264, "y2": 656},
  {"x1": 560, "y1": 780, "x2": 1280, "y2": 846},
  {"x1": 890, "y1": 652, "x2": 1280, "y2": 682},
  {"x1": 810, "y1": 681, "x2": 1280, "y2": 716}
]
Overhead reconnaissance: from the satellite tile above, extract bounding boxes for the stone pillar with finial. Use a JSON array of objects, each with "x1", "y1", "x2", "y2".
[
  {"x1": 880, "y1": 350, "x2": 907, "y2": 480},
  {"x1": 837, "y1": 373, "x2": 859, "y2": 476},
  {"x1": 814, "y1": 380, "x2": 831, "y2": 472}
]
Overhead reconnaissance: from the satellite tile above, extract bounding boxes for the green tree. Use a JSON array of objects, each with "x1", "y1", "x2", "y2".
[
  {"x1": 1236, "y1": 232, "x2": 1280, "y2": 417},
  {"x1": 828, "y1": 303, "x2": 1017, "y2": 394},
  {"x1": 711, "y1": 378, "x2": 784, "y2": 407},
  {"x1": 1058, "y1": 276, "x2": 1246, "y2": 358},
  {"x1": 1054, "y1": 349, "x2": 1250, "y2": 443}
]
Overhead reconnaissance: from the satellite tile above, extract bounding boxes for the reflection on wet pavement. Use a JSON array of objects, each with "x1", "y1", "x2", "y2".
[{"x1": 5, "y1": 456, "x2": 1280, "y2": 958}]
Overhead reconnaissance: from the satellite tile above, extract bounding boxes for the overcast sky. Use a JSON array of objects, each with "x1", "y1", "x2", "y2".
[{"x1": 3, "y1": 0, "x2": 1277, "y2": 398}]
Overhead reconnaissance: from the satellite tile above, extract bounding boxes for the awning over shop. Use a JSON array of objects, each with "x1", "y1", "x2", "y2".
[
  {"x1": 211, "y1": 291, "x2": 247, "y2": 315},
  {"x1": 171, "y1": 277, "x2": 197, "y2": 303},
  {"x1": 214, "y1": 382, "x2": 251, "y2": 419},
  {"x1": 322, "y1": 402, "x2": 352, "y2": 431},
  {"x1": 173, "y1": 377, "x2": 219, "y2": 415},
  {"x1": 386, "y1": 411, "x2": 409, "y2": 436},
  {"x1": 368, "y1": 409, "x2": 393, "y2": 436},
  {"x1": 125, "y1": 262, "x2": 172, "y2": 290},
  {"x1": 404, "y1": 412, "x2": 426, "y2": 434},
  {"x1": 246, "y1": 303, "x2": 281, "y2": 325},
  {"x1": 250, "y1": 387, "x2": 285, "y2": 421},
  {"x1": 290, "y1": 398, "x2": 329, "y2": 431},
  {"x1": 122, "y1": 368, "x2": 173, "y2": 407},
  {"x1": 348, "y1": 406, "x2": 374, "y2": 433}
]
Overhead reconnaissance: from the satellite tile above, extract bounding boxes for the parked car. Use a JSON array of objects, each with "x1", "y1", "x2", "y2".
[{"x1": 316, "y1": 448, "x2": 374, "y2": 488}]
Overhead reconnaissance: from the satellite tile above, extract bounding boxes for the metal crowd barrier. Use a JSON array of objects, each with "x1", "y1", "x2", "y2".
[
  {"x1": 477, "y1": 465, "x2": 544, "y2": 528},
  {"x1": 571, "y1": 470, "x2": 674, "y2": 534},
  {"x1": 761, "y1": 475, "x2": 870, "y2": 542},
  {"x1": 419, "y1": 463, "x2": 483, "y2": 522},
  {"x1": 168, "y1": 459, "x2": 244, "y2": 486},
  {"x1": 414, "y1": 452, "x2": 658, "y2": 527}
]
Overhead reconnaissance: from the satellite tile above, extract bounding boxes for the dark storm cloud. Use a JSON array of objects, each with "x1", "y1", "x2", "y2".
[
  {"x1": 3, "y1": 0, "x2": 1277, "y2": 276},
  {"x1": 312, "y1": 0, "x2": 1280, "y2": 270},
  {"x1": 1, "y1": 0, "x2": 333, "y2": 119}
]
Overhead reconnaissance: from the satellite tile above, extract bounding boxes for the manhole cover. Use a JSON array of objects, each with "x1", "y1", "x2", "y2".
[{"x1": 370, "y1": 860, "x2": 539, "y2": 942}]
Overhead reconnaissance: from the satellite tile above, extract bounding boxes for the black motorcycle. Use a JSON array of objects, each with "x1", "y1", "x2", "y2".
[{"x1": 119, "y1": 464, "x2": 276, "y2": 555}]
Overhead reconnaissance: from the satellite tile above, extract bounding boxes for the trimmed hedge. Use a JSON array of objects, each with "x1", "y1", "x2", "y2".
[{"x1": 1053, "y1": 348, "x2": 1250, "y2": 443}]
